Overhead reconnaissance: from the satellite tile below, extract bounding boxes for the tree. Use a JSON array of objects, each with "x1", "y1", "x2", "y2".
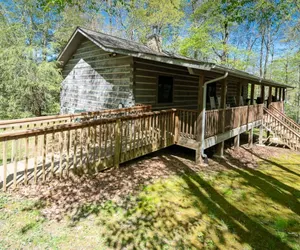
[
  {"x1": 0, "y1": 0, "x2": 62, "y2": 118},
  {"x1": 180, "y1": 0, "x2": 253, "y2": 66}
]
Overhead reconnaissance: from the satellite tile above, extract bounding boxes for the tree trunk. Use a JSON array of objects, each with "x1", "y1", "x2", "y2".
[
  {"x1": 221, "y1": 21, "x2": 229, "y2": 63},
  {"x1": 259, "y1": 29, "x2": 265, "y2": 78}
]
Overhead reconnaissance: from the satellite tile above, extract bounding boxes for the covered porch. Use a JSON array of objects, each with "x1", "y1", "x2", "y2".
[{"x1": 177, "y1": 68, "x2": 287, "y2": 163}]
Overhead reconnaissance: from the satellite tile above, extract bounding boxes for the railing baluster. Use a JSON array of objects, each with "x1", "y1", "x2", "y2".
[
  {"x1": 34, "y1": 135, "x2": 38, "y2": 184},
  {"x1": 13, "y1": 139, "x2": 18, "y2": 189},
  {"x1": 2, "y1": 140, "x2": 7, "y2": 191}
]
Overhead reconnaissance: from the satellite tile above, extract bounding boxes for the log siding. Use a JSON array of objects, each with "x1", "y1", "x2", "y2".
[
  {"x1": 133, "y1": 58, "x2": 199, "y2": 110},
  {"x1": 133, "y1": 58, "x2": 248, "y2": 110},
  {"x1": 61, "y1": 39, "x2": 134, "y2": 114}
]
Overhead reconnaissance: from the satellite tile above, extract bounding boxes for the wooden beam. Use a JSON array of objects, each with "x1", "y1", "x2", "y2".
[
  {"x1": 283, "y1": 88, "x2": 286, "y2": 101},
  {"x1": 275, "y1": 87, "x2": 278, "y2": 101},
  {"x1": 216, "y1": 78, "x2": 227, "y2": 157}
]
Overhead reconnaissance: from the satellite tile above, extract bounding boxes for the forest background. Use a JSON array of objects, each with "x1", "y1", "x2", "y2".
[{"x1": 1, "y1": 0, "x2": 300, "y2": 122}]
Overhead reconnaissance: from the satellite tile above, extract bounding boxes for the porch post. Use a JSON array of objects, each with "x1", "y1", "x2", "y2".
[
  {"x1": 279, "y1": 88, "x2": 282, "y2": 101},
  {"x1": 250, "y1": 83, "x2": 255, "y2": 105},
  {"x1": 216, "y1": 78, "x2": 227, "y2": 157},
  {"x1": 275, "y1": 87, "x2": 278, "y2": 101},
  {"x1": 248, "y1": 83, "x2": 255, "y2": 147},
  {"x1": 283, "y1": 88, "x2": 286, "y2": 101},
  {"x1": 268, "y1": 86, "x2": 273, "y2": 108},
  {"x1": 258, "y1": 84, "x2": 265, "y2": 145},
  {"x1": 260, "y1": 85, "x2": 265, "y2": 105},
  {"x1": 234, "y1": 81, "x2": 242, "y2": 148},
  {"x1": 196, "y1": 74, "x2": 205, "y2": 164}
]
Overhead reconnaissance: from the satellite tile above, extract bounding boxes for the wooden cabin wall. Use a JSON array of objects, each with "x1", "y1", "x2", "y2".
[
  {"x1": 133, "y1": 58, "x2": 199, "y2": 110},
  {"x1": 61, "y1": 39, "x2": 134, "y2": 114},
  {"x1": 216, "y1": 81, "x2": 248, "y2": 106},
  {"x1": 133, "y1": 58, "x2": 248, "y2": 110}
]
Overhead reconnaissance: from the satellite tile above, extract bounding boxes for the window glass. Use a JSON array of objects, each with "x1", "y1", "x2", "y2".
[{"x1": 158, "y1": 76, "x2": 173, "y2": 103}]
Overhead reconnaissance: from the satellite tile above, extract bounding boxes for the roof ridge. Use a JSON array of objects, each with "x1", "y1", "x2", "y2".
[{"x1": 78, "y1": 26, "x2": 159, "y2": 52}]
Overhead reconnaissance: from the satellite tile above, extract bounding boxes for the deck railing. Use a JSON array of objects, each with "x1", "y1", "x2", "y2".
[
  {"x1": 0, "y1": 104, "x2": 265, "y2": 191},
  {"x1": 0, "y1": 105, "x2": 152, "y2": 133},
  {"x1": 178, "y1": 104, "x2": 264, "y2": 140},
  {"x1": 0, "y1": 109, "x2": 175, "y2": 191}
]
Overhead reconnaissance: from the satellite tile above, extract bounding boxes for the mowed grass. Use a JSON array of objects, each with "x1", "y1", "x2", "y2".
[{"x1": 0, "y1": 150, "x2": 300, "y2": 249}]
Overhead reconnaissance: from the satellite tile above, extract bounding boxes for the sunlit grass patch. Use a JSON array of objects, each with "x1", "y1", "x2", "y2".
[{"x1": 0, "y1": 148, "x2": 300, "y2": 249}]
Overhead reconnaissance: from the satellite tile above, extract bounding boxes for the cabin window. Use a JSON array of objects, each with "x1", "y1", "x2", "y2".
[{"x1": 157, "y1": 76, "x2": 173, "y2": 103}]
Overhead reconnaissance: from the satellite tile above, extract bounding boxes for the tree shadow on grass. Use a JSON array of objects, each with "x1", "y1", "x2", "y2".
[
  {"x1": 234, "y1": 148, "x2": 300, "y2": 199},
  {"x1": 162, "y1": 154, "x2": 294, "y2": 250},
  {"x1": 90, "y1": 152, "x2": 294, "y2": 250},
  {"x1": 219, "y1": 151, "x2": 300, "y2": 215},
  {"x1": 242, "y1": 147, "x2": 300, "y2": 178},
  {"x1": 16, "y1": 146, "x2": 297, "y2": 249}
]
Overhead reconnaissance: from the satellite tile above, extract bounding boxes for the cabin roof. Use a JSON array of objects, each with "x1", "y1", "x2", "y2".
[{"x1": 58, "y1": 27, "x2": 292, "y2": 89}]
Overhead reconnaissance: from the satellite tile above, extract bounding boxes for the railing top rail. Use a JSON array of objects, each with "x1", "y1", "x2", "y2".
[
  {"x1": 0, "y1": 105, "x2": 152, "y2": 127},
  {"x1": 176, "y1": 109, "x2": 198, "y2": 113},
  {"x1": 0, "y1": 109, "x2": 175, "y2": 142},
  {"x1": 264, "y1": 108, "x2": 300, "y2": 137},
  {"x1": 176, "y1": 104, "x2": 264, "y2": 115}
]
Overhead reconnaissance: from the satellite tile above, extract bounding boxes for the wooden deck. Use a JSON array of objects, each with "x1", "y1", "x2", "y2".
[{"x1": 0, "y1": 103, "x2": 270, "y2": 191}]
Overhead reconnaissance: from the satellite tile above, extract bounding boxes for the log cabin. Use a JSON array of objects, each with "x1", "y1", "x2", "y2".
[
  {"x1": 0, "y1": 28, "x2": 298, "y2": 191},
  {"x1": 58, "y1": 27, "x2": 277, "y2": 113},
  {"x1": 57, "y1": 27, "x2": 295, "y2": 164}
]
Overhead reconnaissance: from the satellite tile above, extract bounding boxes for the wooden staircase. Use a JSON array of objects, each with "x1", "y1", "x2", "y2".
[{"x1": 263, "y1": 107, "x2": 300, "y2": 151}]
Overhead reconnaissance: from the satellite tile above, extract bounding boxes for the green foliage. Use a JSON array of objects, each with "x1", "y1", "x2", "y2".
[
  {"x1": 0, "y1": 1, "x2": 62, "y2": 118},
  {"x1": 0, "y1": 0, "x2": 300, "y2": 120}
]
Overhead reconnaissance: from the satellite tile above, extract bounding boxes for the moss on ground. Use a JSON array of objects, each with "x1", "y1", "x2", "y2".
[{"x1": 0, "y1": 148, "x2": 299, "y2": 249}]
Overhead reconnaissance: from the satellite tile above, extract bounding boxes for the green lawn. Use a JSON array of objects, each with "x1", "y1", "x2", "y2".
[{"x1": 0, "y1": 146, "x2": 299, "y2": 249}]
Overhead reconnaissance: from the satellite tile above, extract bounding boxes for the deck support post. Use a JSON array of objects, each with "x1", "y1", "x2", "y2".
[
  {"x1": 283, "y1": 88, "x2": 286, "y2": 101},
  {"x1": 196, "y1": 74, "x2": 205, "y2": 164},
  {"x1": 258, "y1": 124, "x2": 264, "y2": 145},
  {"x1": 234, "y1": 81, "x2": 242, "y2": 148},
  {"x1": 275, "y1": 87, "x2": 278, "y2": 101},
  {"x1": 216, "y1": 78, "x2": 227, "y2": 157},
  {"x1": 248, "y1": 126, "x2": 254, "y2": 148}
]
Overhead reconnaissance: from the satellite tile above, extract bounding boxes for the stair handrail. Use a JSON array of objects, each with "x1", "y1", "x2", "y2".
[
  {"x1": 263, "y1": 108, "x2": 300, "y2": 138},
  {"x1": 269, "y1": 105, "x2": 300, "y2": 132}
]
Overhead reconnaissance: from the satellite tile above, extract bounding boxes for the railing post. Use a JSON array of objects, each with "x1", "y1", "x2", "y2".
[
  {"x1": 114, "y1": 119, "x2": 121, "y2": 168},
  {"x1": 174, "y1": 110, "x2": 179, "y2": 143},
  {"x1": 2, "y1": 140, "x2": 7, "y2": 191},
  {"x1": 234, "y1": 81, "x2": 242, "y2": 148},
  {"x1": 234, "y1": 107, "x2": 241, "y2": 148}
]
